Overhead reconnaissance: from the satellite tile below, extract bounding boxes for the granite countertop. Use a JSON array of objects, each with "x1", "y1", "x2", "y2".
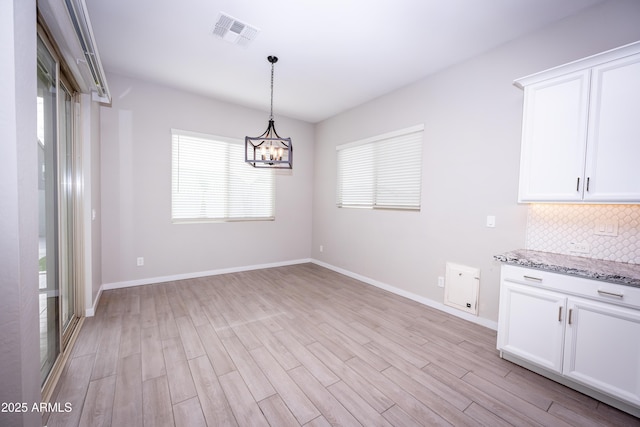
[{"x1": 494, "y1": 249, "x2": 640, "y2": 288}]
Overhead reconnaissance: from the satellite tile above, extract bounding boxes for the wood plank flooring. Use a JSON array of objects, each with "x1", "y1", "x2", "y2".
[{"x1": 46, "y1": 263, "x2": 640, "y2": 426}]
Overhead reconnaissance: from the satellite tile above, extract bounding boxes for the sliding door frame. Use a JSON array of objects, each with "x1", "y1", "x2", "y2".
[{"x1": 37, "y1": 20, "x2": 85, "y2": 405}]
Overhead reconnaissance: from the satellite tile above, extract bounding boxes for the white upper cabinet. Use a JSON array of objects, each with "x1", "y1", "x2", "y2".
[
  {"x1": 515, "y1": 42, "x2": 640, "y2": 203},
  {"x1": 518, "y1": 71, "x2": 590, "y2": 201},
  {"x1": 584, "y1": 54, "x2": 640, "y2": 202}
]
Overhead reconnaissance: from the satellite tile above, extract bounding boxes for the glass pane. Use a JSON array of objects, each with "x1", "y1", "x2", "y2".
[
  {"x1": 37, "y1": 35, "x2": 60, "y2": 385},
  {"x1": 59, "y1": 83, "x2": 75, "y2": 336}
]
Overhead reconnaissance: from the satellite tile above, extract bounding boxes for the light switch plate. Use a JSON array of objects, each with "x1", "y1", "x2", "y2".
[
  {"x1": 486, "y1": 215, "x2": 496, "y2": 228},
  {"x1": 594, "y1": 219, "x2": 619, "y2": 237}
]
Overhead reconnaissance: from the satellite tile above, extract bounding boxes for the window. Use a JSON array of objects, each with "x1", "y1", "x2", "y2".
[
  {"x1": 336, "y1": 125, "x2": 424, "y2": 210},
  {"x1": 171, "y1": 129, "x2": 274, "y2": 222}
]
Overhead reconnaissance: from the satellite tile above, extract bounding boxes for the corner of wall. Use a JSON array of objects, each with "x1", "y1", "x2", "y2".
[{"x1": 85, "y1": 284, "x2": 103, "y2": 317}]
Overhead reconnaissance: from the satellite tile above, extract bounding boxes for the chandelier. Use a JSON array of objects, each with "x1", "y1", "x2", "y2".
[{"x1": 245, "y1": 56, "x2": 292, "y2": 169}]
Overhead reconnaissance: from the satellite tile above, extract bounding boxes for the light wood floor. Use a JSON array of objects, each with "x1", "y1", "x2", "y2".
[{"x1": 47, "y1": 263, "x2": 640, "y2": 426}]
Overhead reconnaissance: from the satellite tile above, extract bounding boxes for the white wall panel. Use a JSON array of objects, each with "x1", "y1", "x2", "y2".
[
  {"x1": 311, "y1": 0, "x2": 640, "y2": 323},
  {"x1": 99, "y1": 74, "x2": 314, "y2": 285}
]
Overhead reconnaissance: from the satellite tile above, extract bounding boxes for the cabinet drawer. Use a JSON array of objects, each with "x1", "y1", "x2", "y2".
[{"x1": 501, "y1": 265, "x2": 640, "y2": 309}]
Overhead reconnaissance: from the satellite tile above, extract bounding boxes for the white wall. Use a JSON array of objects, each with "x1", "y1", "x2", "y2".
[
  {"x1": 0, "y1": 0, "x2": 42, "y2": 426},
  {"x1": 100, "y1": 73, "x2": 314, "y2": 286},
  {"x1": 90, "y1": 98, "x2": 102, "y2": 304},
  {"x1": 79, "y1": 93, "x2": 103, "y2": 313},
  {"x1": 311, "y1": 0, "x2": 640, "y2": 324}
]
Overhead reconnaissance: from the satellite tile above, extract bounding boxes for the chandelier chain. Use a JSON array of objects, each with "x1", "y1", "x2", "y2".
[{"x1": 269, "y1": 62, "x2": 275, "y2": 120}]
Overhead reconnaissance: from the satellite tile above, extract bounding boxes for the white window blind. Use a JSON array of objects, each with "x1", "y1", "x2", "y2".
[
  {"x1": 336, "y1": 125, "x2": 423, "y2": 210},
  {"x1": 171, "y1": 129, "x2": 274, "y2": 222}
]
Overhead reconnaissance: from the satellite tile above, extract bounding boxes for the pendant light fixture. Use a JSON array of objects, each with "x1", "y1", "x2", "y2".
[{"x1": 245, "y1": 56, "x2": 292, "y2": 169}]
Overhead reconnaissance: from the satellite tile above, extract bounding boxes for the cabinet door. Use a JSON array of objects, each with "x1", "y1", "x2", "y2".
[
  {"x1": 518, "y1": 71, "x2": 590, "y2": 202},
  {"x1": 584, "y1": 53, "x2": 640, "y2": 202},
  {"x1": 497, "y1": 281, "x2": 566, "y2": 373},
  {"x1": 563, "y1": 298, "x2": 640, "y2": 406}
]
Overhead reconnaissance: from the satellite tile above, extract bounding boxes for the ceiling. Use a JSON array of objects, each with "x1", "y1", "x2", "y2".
[{"x1": 84, "y1": 0, "x2": 603, "y2": 123}]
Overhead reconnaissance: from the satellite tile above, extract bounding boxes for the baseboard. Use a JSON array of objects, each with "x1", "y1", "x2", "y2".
[
  {"x1": 87, "y1": 259, "x2": 310, "y2": 316},
  {"x1": 100, "y1": 258, "x2": 313, "y2": 292},
  {"x1": 89, "y1": 257, "x2": 498, "y2": 330},
  {"x1": 85, "y1": 285, "x2": 103, "y2": 317},
  {"x1": 311, "y1": 259, "x2": 498, "y2": 331}
]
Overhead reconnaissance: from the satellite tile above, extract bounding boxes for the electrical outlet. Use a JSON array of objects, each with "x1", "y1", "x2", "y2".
[
  {"x1": 568, "y1": 242, "x2": 590, "y2": 254},
  {"x1": 437, "y1": 276, "x2": 445, "y2": 288},
  {"x1": 319, "y1": 245, "x2": 324, "y2": 253},
  {"x1": 136, "y1": 257, "x2": 144, "y2": 266}
]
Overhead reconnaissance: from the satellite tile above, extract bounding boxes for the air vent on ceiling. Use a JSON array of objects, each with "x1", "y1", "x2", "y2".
[{"x1": 213, "y1": 12, "x2": 259, "y2": 47}]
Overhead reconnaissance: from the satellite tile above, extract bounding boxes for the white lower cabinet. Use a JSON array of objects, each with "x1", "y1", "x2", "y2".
[
  {"x1": 497, "y1": 282, "x2": 566, "y2": 372},
  {"x1": 563, "y1": 298, "x2": 640, "y2": 407},
  {"x1": 497, "y1": 265, "x2": 640, "y2": 416}
]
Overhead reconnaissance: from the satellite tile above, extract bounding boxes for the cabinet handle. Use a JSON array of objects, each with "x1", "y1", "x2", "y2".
[
  {"x1": 597, "y1": 289, "x2": 624, "y2": 298},
  {"x1": 586, "y1": 177, "x2": 590, "y2": 192},
  {"x1": 568, "y1": 308, "x2": 573, "y2": 325},
  {"x1": 576, "y1": 177, "x2": 580, "y2": 192},
  {"x1": 558, "y1": 306, "x2": 562, "y2": 322},
  {"x1": 523, "y1": 275, "x2": 542, "y2": 282}
]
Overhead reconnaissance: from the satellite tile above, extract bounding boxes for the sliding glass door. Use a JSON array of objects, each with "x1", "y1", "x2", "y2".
[
  {"x1": 37, "y1": 33, "x2": 81, "y2": 387},
  {"x1": 58, "y1": 78, "x2": 77, "y2": 343}
]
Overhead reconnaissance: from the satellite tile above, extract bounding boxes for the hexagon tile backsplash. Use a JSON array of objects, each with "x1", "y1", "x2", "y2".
[{"x1": 526, "y1": 204, "x2": 640, "y2": 264}]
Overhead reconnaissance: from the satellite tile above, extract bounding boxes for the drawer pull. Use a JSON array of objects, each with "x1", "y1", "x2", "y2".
[
  {"x1": 523, "y1": 275, "x2": 542, "y2": 282},
  {"x1": 558, "y1": 306, "x2": 562, "y2": 322},
  {"x1": 568, "y1": 308, "x2": 573, "y2": 325},
  {"x1": 597, "y1": 289, "x2": 624, "y2": 298}
]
